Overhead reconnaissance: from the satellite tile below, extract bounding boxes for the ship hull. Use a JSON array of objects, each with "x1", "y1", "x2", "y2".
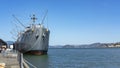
[
  {"x1": 15, "y1": 24, "x2": 50, "y2": 55},
  {"x1": 25, "y1": 50, "x2": 47, "y2": 55}
]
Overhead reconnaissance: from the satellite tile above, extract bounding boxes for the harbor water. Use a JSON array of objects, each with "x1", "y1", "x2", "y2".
[{"x1": 24, "y1": 48, "x2": 120, "y2": 68}]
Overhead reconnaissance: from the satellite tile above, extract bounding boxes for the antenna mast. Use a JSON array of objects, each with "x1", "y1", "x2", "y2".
[
  {"x1": 31, "y1": 14, "x2": 37, "y2": 23},
  {"x1": 41, "y1": 10, "x2": 48, "y2": 25}
]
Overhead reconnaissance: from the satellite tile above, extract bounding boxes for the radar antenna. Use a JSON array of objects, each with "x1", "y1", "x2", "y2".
[{"x1": 31, "y1": 14, "x2": 37, "y2": 23}]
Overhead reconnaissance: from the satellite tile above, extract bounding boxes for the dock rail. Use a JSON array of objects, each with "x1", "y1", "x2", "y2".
[{"x1": 18, "y1": 52, "x2": 37, "y2": 68}]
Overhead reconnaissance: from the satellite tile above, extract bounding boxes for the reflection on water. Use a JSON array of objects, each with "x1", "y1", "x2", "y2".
[{"x1": 24, "y1": 54, "x2": 49, "y2": 68}]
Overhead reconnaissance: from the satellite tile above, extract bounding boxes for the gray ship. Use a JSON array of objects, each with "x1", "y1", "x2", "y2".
[{"x1": 15, "y1": 14, "x2": 50, "y2": 55}]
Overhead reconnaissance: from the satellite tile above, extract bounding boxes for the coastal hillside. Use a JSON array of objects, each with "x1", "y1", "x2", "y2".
[{"x1": 49, "y1": 42, "x2": 120, "y2": 48}]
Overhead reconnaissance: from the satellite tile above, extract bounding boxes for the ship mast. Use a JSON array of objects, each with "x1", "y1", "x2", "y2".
[
  {"x1": 41, "y1": 10, "x2": 48, "y2": 25},
  {"x1": 31, "y1": 14, "x2": 37, "y2": 23},
  {"x1": 12, "y1": 15, "x2": 26, "y2": 28}
]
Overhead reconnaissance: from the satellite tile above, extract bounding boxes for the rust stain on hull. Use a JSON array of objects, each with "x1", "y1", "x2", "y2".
[{"x1": 25, "y1": 50, "x2": 47, "y2": 55}]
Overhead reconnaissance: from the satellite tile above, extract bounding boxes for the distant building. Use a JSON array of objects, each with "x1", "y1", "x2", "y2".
[
  {"x1": 0, "y1": 39, "x2": 7, "y2": 52},
  {"x1": 107, "y1": 42, "x2": 120, "y2": 48}
]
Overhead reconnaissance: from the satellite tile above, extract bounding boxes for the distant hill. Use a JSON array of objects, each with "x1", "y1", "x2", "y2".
[
  {"x1": 6, "y1": 41, "x2": 14, "y2": 45},
  {"x1": 49, "y1": 42, "x2": 120, "y2": 48},
  {"x1": 49, "y1": 45, "x2": 63, "y2": 48}
]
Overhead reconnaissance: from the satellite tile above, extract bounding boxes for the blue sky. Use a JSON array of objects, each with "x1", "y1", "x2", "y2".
[{"x1": 0, "y1": 0, "x2": 120, "y2": 45}]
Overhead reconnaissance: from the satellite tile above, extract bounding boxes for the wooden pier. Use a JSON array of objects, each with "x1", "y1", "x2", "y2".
[
  {"x1": 0, "y1": 50, "x2": 37, "y2": 68},
  {"x1": 0, "y1": 52, "x2": 19, "y2": 68}
]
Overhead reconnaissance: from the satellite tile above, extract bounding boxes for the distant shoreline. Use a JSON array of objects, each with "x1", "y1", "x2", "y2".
[{"x1": 49, "y1": 42, "x2": 120, "y2": 48}]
